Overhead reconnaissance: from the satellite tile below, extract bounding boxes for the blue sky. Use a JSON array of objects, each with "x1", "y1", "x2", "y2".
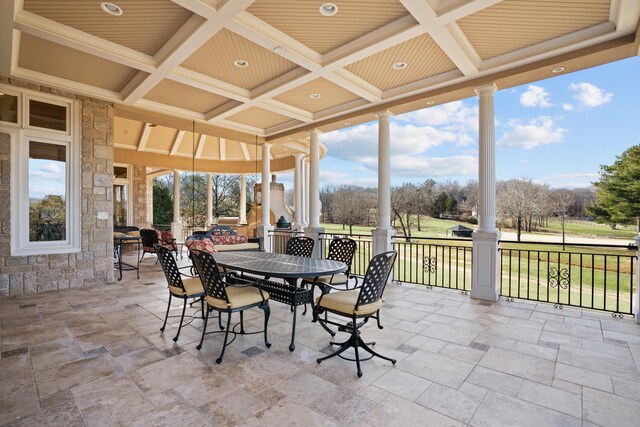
[
  {"x1": 29, "y1": 158, "x2": 65, "y2": 199},
  {"x1": 279, "y1": 56, "x2": 640, "y2": 189}
]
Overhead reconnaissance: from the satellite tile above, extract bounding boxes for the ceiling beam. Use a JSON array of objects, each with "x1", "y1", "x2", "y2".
[
  {"x1": 239, "y1": 142, "x2": 250, "y2": 161},
  {"x1": 195, "y1": 134, "x2": 207, "y2": 159},
  {"x1": 0, "y1": 1, "x2": 17, "y2": 76},
  {"x1": 137, "y1": 123, "x2": 153, "y2": 151},
  {"x1": 170, "y1": 130, "x2": 185, "y2": 156},
  {"x1": 219, "y1": 138, "x2": 226, "y2": 160}
]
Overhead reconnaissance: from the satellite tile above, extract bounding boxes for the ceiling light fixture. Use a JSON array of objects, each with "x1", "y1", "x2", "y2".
[
  {"x1": 310, "y1": 93, "x2": 322, "y2": 99},
  {"x1": 319, "y1": 3, "x2": 338, "y2": 16},
  {"x1": 234, "y1": 59, "x2": 249, "y2": 68},
  {"x1": 344, "y1": 122, "x2": 350, "y2": 126},
  {"x1": 100, "y1": 2, "x2": 123, "y2": 16},
  {"x1": 552, "y1": 66, "x2": 565, "y2": 73},
  {"x1": 393, "y1": 62, "x2": 407, "y2": 70},
  {"x1": 426, "y1": 100, "x2": 435, "y2": 105},
  {"x1": 273, "y1": 46, "x2": 286, "y2": 54}
]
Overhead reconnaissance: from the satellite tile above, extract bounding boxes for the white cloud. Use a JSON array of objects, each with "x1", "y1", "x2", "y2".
[
  {"x1": 29, "y1": 161, "x2": 65, "y2": 181},
  {"x1": 388, "y1": 154, "x2": 477, "y2": 177},
  {"x1": 539, "y1": 173, "x2": 598, "y2": 189},
  {"x1": 396, "y1": 100, "x2": 478, "y2": 133},
  {"x1": 569, "y1": 82, "x2": 613, "y2": 108},
  {"x1": 498, "y1": 116, "x2": 566, "y2": 150},
  {"x1": 520, "y1": 85, "x2": 552, "y2": 108},
  {"x1": 562, "y1": 103, "x2": 574, "y2": 111},
  {"x1": 520, "y1": 160, "x2": 530, "y2": 164},
  {"x1": 318, "y1": 170, "x2": 377, "y2": 187}
]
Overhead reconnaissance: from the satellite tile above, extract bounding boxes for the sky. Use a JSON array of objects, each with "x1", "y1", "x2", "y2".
[
  {"x1": 29, "y1": 158, "x2": 65, "y2": 200},
  {"x1": 278, "y1": 55, "x2": 640, "y2": 190}
]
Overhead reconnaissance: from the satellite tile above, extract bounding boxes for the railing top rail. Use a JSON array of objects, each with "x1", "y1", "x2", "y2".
[
  {"x1": 268, "y1": 229, "x2": 301, "y2": 235},
  {"x1": 319, "y1": 233, "x2": 373, "y2": 238},
  {"x1": 498, "y1": 240, "x2": 636, "y2": 249},
  {"x1": 391, "y1": 236, "x2": 472, "y2": 243}
]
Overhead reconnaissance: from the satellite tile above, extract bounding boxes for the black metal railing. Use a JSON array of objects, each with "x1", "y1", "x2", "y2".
[
  {"x1": 499, "y1": 241, "x2": 636, "y2": 316},
  {"x1": 268, "y1": 229, "x2": 303, "y2": 254},
  {"x1": 318, "y1": 233, "x2": 373, "y2": 277},
  {"x1": 392, "y1": 236, "x2": 473, "y2": 291}
]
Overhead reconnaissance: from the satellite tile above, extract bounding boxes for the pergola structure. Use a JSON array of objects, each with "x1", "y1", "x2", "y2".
[{"x1": 0, "y1": 0, "x2": 639, "y2": 300}]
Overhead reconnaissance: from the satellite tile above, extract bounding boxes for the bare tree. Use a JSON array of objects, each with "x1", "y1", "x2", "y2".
[
  {"x1": 550, "y1": 189, "x2": 575, "y2": 249},
  {"x1": 331, "y1": 186, "x2": 373, "y2": 234},
  {"x1": 392, "y1": 183, "x2": 420, "y2": 239},
  {"x1": 497, "y1": 178, "x2": 547, "y2": 241}
]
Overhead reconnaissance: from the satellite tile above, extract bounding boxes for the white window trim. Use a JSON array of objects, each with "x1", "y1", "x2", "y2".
[
  {"x1": 0, "y1": 87, "x2": 22, "y2": 128},
  {"x1": 4, "y1": 85, "x2": 81, "y2": 256},
  {"x1": 113, "y1": 163, "x2": 133, "y2": 226}
]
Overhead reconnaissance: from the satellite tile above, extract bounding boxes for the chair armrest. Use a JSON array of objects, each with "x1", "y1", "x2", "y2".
[{"x1": 249, "y1": 236, "x2": 264, "y2": 251}]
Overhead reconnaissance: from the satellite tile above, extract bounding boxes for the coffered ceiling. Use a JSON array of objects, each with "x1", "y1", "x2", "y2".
[{"x1": 1, "y1": 0, "x2": 639, "y2": 145}]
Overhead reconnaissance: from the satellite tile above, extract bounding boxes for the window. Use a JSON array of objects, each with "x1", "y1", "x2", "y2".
[
  {"x1": 4, "y1": 84, "x2": 81, "y2": 255},
  {"x1": 113, "y1": 164, "x2": 131, "y2": 226}
]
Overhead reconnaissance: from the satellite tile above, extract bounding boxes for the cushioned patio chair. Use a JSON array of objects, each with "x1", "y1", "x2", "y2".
[
  {"x1": 285, "y1": 236, "x2": 315, "y2": 258},
  {"x1": 155, "y1": 244, "x2": 205, "y2": 342},
  {"x1": 191, "y1": 249, "x2": 271, "y2": 363},
  {"x1": 304, "y1": 237, "x2": 357, "y2": 290},
  {"x1": 141, "y1": 228, "x2": 178, "y2": 262},
  {"x1": 313, "y1": 251, "x2": 397, "y2": 377}
]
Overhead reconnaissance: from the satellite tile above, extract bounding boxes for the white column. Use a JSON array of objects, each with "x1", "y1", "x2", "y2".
[
  {"x1": 303, "y1": 157, "x2": 309, "y2": 227},
  {"x1": 372, "y1": 111, "x2": 395, "y2": 255},
  {"x1": 471, "y1": 83, "x2": 501, "y2": 302},
  {"x1": 293, "y1": 154, "x2": 303, "y2": 231},
  {"x1": 206, "y1": 172, "x2": 213, "y2": 227},
  {"x1": 239, "y1": 173, "x2": 247, "y2": 225},
  {"x1": 146, "y1": 176, "x2": 153, "y2": 228},
  {"x1": 305, "y1": 131, "x2": 324, "y2": 257},
  {"x1": 171, "y1": 170, "x2": 182, "y2": 240},
  {"x1": 259, "y1": 143, "x2": 273, "y2": 251}
]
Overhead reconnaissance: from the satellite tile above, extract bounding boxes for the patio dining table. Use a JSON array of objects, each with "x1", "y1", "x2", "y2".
[{"x1": 213, "y1": 251, "x2": 347, "y2": 351}]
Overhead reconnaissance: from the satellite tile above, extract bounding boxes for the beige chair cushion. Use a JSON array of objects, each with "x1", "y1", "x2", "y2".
[
  {"x1": 169, "y1": 277, "x2": 204, "y2": 297},
  {"x1": 317, "y1": 289, "x2": 382, "y2": 316},
  {"x1": 215, "y1": 243, "x2": 260, "y2": 252},
  {"x1": 312, "y1": 273, "x2": 349, "y2": 285},
  {"x1": 206, "y1": 286, "x2": 269, "y2": 310}
]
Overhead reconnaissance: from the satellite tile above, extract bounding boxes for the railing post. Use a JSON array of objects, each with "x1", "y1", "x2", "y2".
[{"x1": 635, "y1": 235, "x2": 640, "y2": 324}]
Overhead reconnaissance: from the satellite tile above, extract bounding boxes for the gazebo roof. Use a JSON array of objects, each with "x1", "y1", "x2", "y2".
[
  {"x1": 1, "y1": 0, "x2": 638, "y2": 145},
  {"x1": 449, "y1": 225, "x2": 474, "y2": 232}
]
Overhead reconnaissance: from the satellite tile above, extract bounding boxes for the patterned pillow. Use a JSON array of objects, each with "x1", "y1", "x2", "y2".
[
  {"x1": 213, "y1": 234, "x2": 249, "y2": 245},
  {"x1": 159, "y1": 230, "x2": 174, "y2": 242},
  {"x1": 185, "y1": 237, "x2": 217, "y2": 254}
]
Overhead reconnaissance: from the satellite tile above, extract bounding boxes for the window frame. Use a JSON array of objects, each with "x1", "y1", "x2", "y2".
[
  {"x1": 113, "y1": 163, "x2": 132, "y2": 226},
  {"x1": 4, "y1": 84, "x2": 81, "y2": 256},
  {"x1": 0, "y1": 87, "x2": 22, "y2": 128}
]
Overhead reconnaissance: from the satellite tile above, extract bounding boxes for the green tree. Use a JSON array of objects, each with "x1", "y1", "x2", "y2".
[
  {"x1": 591, "y1": 145, "x2": 640, "y2": 231},
  {"x1": 152, "y1": 179, "x2": 173, "y2": 226},
  {"x1": 29, "y1": 195, "x2": 66, "y2": 241}
]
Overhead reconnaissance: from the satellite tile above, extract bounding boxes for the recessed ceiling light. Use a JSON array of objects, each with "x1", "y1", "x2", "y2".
[
  {"x1": 273, "y1": 46, "x2": 286, "y2": 54},
  {"x1": 344, "y1": 122, "x2": 350, "y2": 126},
  {"x1": 100, "y1": 2, "x2": 123, "y2": 16},
  {"x1": 552, "y1": 66, "x2": 565, "y2": 73},
  {"x1": 426, "y1": 100, "x2": 435, "y2": 105},
  {"x1": 310, "y1": 93, "x2": 322, "y2": 99},
  {"x1": 234, "y1": 59, "x2": 249, "y2": 68},
  {"x1": 123, "y1": 129, "x2": 130, "y2": 135},
  {"x1": 393, "y1": 62, "x2": 407, "y2": 70},
  {"x1": 319, "y1": 3, "x2": 338, "y2": 16}
]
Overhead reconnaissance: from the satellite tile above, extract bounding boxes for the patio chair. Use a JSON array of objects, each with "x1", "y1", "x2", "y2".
[
  {"x1": 140, "y1": 228, "x2": 178, "y2": 262},
  {"x1": 313, "y1": 251, "x2": 397, "y2": 377},
  {"x1": 155, "y1": 244, "x2": 205, "y2": 342},
  {"x1": 285, "y1": 236, "x2": 315, "y2": 258},
  {"x1": 191, "y1": 249, "x2": 271, "y2": 363},
  {"x1": 303, "y1": 237, "x2": 357, "y2": 290}
]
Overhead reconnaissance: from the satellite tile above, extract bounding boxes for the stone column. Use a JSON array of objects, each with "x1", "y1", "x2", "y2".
[
  {"x1": 239, "y1": 174, "x2": 247, "y2": 225},
  {"x1": 259, "y1": 144, "x2": 273, "y2": 252},
  {"x1": 303, "y1": 157, "x2": 309, "y2": 228},
  {"x1": 470, "y1": 83, "x2": 501, "y2": 302},
  {"x1": 206, "y1": 172, "x2": 213, "y2": 227},
  {"x1": 171, "y1": 170, "x2": 182, "y2": 240},
  {"x1": 372, "y1": 111, "x2": 395, "y2": 255},
  {"x1": 305, "y1": 130, "x2": 324, "y2": 257},
  {"x1": 293, "y1": 154, "x2": 304, "y2": 231}
]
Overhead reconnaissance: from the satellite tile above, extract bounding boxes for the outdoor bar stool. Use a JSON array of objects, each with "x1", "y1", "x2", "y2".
[
  {"x1": 313, "y1": 251, "x2": 397, "y2": 377},
  {"x1": 191, "y1": 249, "x2": 271, "y2": 364},
  {"x1": 155, "y1": 244, "x2": 205, "y2": 342}
]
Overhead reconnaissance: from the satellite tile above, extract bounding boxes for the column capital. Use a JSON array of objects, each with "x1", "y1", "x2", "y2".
[
  {"x1": 309, "y1": 128, "x2": 323, "y2": 136},
  {"x1": 294, "y1": 153, "x2": 304, "y2": 160},
  {"x1": 262, "y1": 142, "x2": 272, "y2": 149},
  {"x1": 474, "y1": 83, "x2": 498, "y2": 96},
  {"x1": 376, "y1": 110, "x2": 394, "y2": 119}
]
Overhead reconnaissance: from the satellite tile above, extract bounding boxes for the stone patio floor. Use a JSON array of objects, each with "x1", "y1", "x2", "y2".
[{"x1": 2, "y1": 254, "x2": 640, "y2": 426}]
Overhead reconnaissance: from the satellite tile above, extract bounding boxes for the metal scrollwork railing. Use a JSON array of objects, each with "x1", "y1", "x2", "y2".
[
  {"x1": 548, "y1": 267, "x2": 569, "y2": 289},
  {"x1": 422, "y1": 256, "x2": 437, "y2": 273}
]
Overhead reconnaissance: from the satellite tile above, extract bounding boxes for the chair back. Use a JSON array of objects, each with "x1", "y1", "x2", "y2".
[
  {"x1": 155, "y1": 244, "x2": 185, "y2": 292},
  {"x1": 356, "y1": 251, "x2": 396, "y2": 309},
  {"x1": 141, "y1": 228, "x2": 159, "y2": 250},
  {"x1": 285, "y1": 236, "x2": 315, "y2": 257},
  {"x1": 206, "y1": 225, "x2": 237, "y2": 236},
  {"x1": 327, "y1": 238, "x2": 357, "y2": 275},
  {"x1": 190, "y1": 249, "x2": 229, "y2": 304}
]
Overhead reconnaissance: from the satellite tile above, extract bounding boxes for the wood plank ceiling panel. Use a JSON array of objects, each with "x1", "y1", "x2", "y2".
[
  {"x1": 143, "y1": 79, "x2": 231, "y2": 114},
  {"x1": 273, "y1": 77, "x2": 362, "y2": 112},
  {"x1": 227, "y1": 106, "x2": 297, "y2": 129}
]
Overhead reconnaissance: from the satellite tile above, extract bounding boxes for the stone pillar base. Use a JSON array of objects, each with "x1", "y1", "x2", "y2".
[
  {"x1": 304, "y1": 226, "x2": 324, "y2": 258},
  {"x1": 470, "y1": 230, "x2": 501, "y2": 302},
  {"x1": 171, "y1": 222, "x2": 183, "y2": 242},
  {"x1": 258, "y1": 225, "x2": 274, "y2": 253},
  {"x1": 372, "y1": 227, "x2": 395, "y2": 256}
]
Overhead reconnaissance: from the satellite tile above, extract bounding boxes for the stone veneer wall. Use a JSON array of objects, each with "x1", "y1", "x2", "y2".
[
  {"x1": 132, "y1": 164, "x2": 148, "y2": 228},
  {"x1": 0, "y1": 78, "x2": 114, "y2": 295}
]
